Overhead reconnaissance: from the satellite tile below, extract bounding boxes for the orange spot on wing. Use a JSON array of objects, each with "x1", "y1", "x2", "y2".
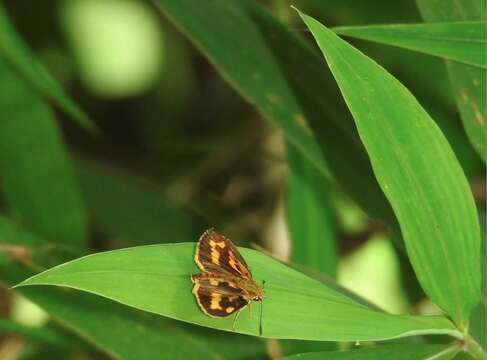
[
  {"x1": 209, "y1": 239, "x2": 226, "y2": 265},
  {"x1": 228, "y1": 257, "x2": 238, "y2": 271},
  {"x1": 210, "y1": 294, "x2": 222, "y2": 310}
]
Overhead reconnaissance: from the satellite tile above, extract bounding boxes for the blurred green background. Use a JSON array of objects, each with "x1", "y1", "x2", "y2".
[{"x1": 0, "y1": 0, "x2": 484, "y2": 359}]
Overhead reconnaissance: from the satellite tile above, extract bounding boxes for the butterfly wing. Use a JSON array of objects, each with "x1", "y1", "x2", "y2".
[
  {"x1": 191, "y1": 274, "x2": 249, "y2": 317},
  {"x1": 194, "y1": 228, "x2": 252, "y2": 279}
]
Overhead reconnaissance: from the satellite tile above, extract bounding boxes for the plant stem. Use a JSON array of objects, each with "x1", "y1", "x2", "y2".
[{"x1": 464, "y1": 333, "x2": 486, "y2": 360}]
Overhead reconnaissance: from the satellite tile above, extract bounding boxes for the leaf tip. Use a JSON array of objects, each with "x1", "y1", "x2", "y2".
[
  {"x1": 290, "y1": 5, "x2": 303, "y2": 16},
  {"x1": 11, "y1": 282, "x2": 25, "y2": 290}
]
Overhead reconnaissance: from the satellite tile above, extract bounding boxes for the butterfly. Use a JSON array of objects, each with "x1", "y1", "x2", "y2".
[{"x1": 191, "y1": 228, "x2": 265, "y2": 334}]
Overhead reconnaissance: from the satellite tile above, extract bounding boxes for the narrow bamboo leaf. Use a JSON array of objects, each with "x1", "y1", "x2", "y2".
[
  {"x1": 253, "y1": 243, "x2": 383, "y2": 311},
  {"x1": 296, "y1": 10, "x2": 481, "y2": 328},
  {"x1": 17, "y1": 244, "x2": 460, "y2": 341},
  {"x1": 469, "y1": 301, "x2": 486, "y2": 348},
  {"x1": 287, "y1": 144, "x2": 337, "y2": 277},
  {"x1": 415, "y1": 0, "x2": 484, "y2": 23},
  {"x1": 415, "y1": 0, "x2": 486, "y2": 161},
  {"x1": 154, "y1": 0, "x2": 401, "y2": 232},
  {"x1": 0, "y1": 58, "x2": 88, "y2": 248},
  {"x1": 20, "y1": 287, "x2": 266, "y2": 360},
  {"x1": 155, "y1": 0, "x2": 327, "y2": 177},
  {"x1": 333, "y1": 21, "x2": 486, "y2": 69},
  {"x1": 76, "y1": 161, "x2": 201, "y2": 246},
  {"x1": 0, "y1": 225, "x2": 266, "y2": 360},
  {"x1": 0, "y1": 5, "x2": 97, "y2": 133},
  {"x1": 283, "y1": 343, "x2": 459, "y2": 360}
]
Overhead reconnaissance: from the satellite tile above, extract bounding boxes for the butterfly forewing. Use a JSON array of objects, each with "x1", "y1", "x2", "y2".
[{"x1": 194, "y1": 228, "x2": 252, "y2": 279}]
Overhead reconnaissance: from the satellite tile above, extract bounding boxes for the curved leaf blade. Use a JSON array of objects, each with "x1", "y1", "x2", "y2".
[
  {"x1": 17, "y1": 244, "x2": 460, "y2": 341},
  {"x1": 283, "y1": 343, "x2": 459, "y2": 360},
  {"x1": 0, "y1": 223, "x2": 265, "y2": 360},
  {"x1": 20, "y1": 287, "x2": 266, "y2": 360},
  {"x1": 287, "y1": 144, "x2": 337, "y2": 276},
  {"x1": 0, "y1": 57, "x2": 88, "y2": 248},
  {"x1": 0, "y1": 5, "x2": 97, "y2": 133},
  {"x1": 154, "y1": 0, "x2": 403, "y2": 234},
  {"x1": 415, "y1": 0, "x2": 486, "y2": 161},
  {"x1": 333, "y1": 21, "x2": 486, "y2": 69},
  {"x1": 155, "y1": 0, "x2": 327, "y2": 177},
  {"x1": 296, "y1": 9, "x2": 481, "y2": 328}
]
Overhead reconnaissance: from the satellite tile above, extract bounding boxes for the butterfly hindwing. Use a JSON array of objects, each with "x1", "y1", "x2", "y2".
[
  {"x1": 191, "y1": 274, "x2": 249, "y2": 317},
  {"x1": 195, "y1": 228, "x2": 252, "y2": 279}
]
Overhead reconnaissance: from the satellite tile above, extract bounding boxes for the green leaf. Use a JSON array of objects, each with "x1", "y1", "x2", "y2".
[
  {"x1": 17, "y1": 243, "x2": 460, "y2": 341},
  {"x1": 333, "y1": 21, "x2": 486, "y2": 69},
  {"x1": 287, "y1": 143, "x2": 337, "y2": 276},
  {"x1": 0, "y1": 5, "x2": 97, "y2": 133},
  {"x1": 283, "y1": 343, "x2": 459, "y2": 360},
  {"x1": 415, "y1": 0, "x2": 484, "y2": 23},
  {"x1": 20, "y1": 287, "x2": 266, "y2": 360},
  {"x1": 76, "y1": 160, "x2": 202, "y2": 246},
  {"x1": 156, "y1": 0, "x2": 327, "y2": 178},
  {"x1": 155, "y1": 0, "x2": 401, "y2": 231},
  {"x1": 296, "y1": 9, "x2": 481, "y2": 328},
  {"x1": 0, "y1": 223, "x2": 266, "y2": 360},
  {"x1": 446, "y1": 63, "x2": 486, "y2": 162},
  {"x1": 0, "y1": 58, "x2": 88, "y2": 248},
  {"x1": 415, "y1": 0, "x2": 486, "y2": 161}
]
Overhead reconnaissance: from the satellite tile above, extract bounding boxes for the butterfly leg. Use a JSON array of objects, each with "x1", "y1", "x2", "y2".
[{"x1": 232, "y1": 309, "x2": 242, "y2": 331}]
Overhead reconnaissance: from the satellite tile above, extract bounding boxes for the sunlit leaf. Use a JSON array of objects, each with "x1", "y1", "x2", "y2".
[
  {"x1": 287, "y1": 144, "x2": 337, "y2": 276},
  {"x1": 21, "y1": 287, "x2": 266, "y2": 360},
  {"x1": 283, "y1": 343, "x2": 459, "y2": 360},
  {"x1": 17, "y1": 244, "x2": 460, "y2": 341},
  {"x1": 415, "y1": 0, "x2": 486, "y2": 161},
  {"x1": 333, "y1": 21, "x2": 486, "y2": 69},
  {"x1": 0, "y1": 223, "x2": 265, "y2": 360},
  {"x1": 296, "y1": 9, "x2": 481, "y2": 328}
]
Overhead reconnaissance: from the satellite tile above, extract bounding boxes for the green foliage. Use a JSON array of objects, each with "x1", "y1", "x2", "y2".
[
  {"x1": 296, "y1": 8, "x2": 481, "y2": 328},
  {"x1": 333, "y1": 21, "x2": 486, "y2": 68},
  {"x1": 282, "y1": 343, "x2": 459, "y2": 360},
  {"x1": 0, "y1": 0, "x2": 484, "y2": 359},
  {"x1": 287, "y1": 145, "x2": 337, "y2": 277},
  {"x1": 0, "y1": 58, "x2": 87, "y2": 248},
  {"x1": 415, "y1": 0, "x2": 486, "y2": 161},
  {"x1": 155, "y1": 0, "x2": 401, "y2": 230},
  {"x1": 0, "y1": 4, "x2": 96, "y2": 132},
  {"x1": 17, "y1": 243, "x2": 459, "y2": 341}
]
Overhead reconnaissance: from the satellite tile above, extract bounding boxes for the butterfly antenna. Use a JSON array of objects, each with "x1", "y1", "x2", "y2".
[
  {"x1": 259, "y1": 280, "x2": 265, "y2": 336},
  {"x1": 233, "y1": 310, "x2": 241, "y2": 331}
]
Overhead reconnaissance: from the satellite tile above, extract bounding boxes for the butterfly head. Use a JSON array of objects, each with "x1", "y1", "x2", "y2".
[
  {"x1": 249, "y1": 280, "x2": 265, "y2": 301},
  {"x1": 252, "y1": 293, "x2": 263, "y2": 301}
]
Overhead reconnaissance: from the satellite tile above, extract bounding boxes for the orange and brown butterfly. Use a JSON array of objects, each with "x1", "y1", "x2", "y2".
[{"x1": 191, "y1": 228, "x2": 265, "y2": 332}]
